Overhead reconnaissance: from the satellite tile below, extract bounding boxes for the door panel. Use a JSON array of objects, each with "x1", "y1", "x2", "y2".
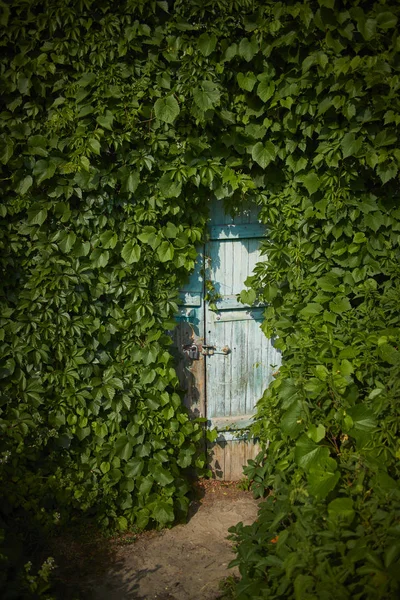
[
  {"x1": 205, "y1": 215, "x2": 281, "y2": 430},
  {"x1": 174, "y1": 202, "x2": 281, "y2": 479}
]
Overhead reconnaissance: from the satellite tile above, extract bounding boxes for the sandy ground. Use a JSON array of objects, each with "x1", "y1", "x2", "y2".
[{"x1": 79, "y1": 482, "x2": 259, "y2": 600}]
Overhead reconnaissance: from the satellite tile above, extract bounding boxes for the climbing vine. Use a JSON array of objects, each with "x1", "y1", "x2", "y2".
[{"x1": 0, "y1": 0, "x2": 399, "y2": 597}]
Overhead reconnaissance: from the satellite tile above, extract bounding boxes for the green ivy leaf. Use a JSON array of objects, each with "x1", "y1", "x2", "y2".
[
  {"x1": 198, "y1": 32, "x2": 217, "y2": 56},
  {"x1": 58, "y1": 231, "x2": 76, "y2": 253},
  {"x1": 193, "y1": 81, "x2": 220, "y2": 111},
  {"x1": 357, "y1": 18, "x2": 376, "y2": 41},
  {"x1": 16, "y1": 175, "x2": 33, "y2": 195},
  {"x1": 96, "y1": 110, "x2": 114, "y2": 130},
  {"x1": 295, "y1": 434, "x2": 331, "y2": 471},
  {"x1": 257, "y1": 80, "x2": 275, "y2": 102},
  {"x1": 154, "y1": 95, "x2": 180, "y2": 124},
  {"x1": 0, "y1": 135, "x2": 14, "y2": 164},
  {"x1": 377, "y1": 12, "x2": 398, "y2": 30},
  {"x1": 122, "y1": 171, "x2": 140, "y2": 194},
  {"x1": 152, "y1": 501, "x2": 174, "y2": 525},
  {"x1": 88, "y1": 138, "x2": 101, "y2": 155},
  {"x1": 239, "y1": 37, "x2": 258, "y2": 62},
  {"x1": 341, "y1": 132, "x2": 363, "y2": 159},
  {"x1": 308, "y1": 466, "x2": 340, "y2": 500},
  {"x1": 157, "y1": 241, "x2": 174, "y2": 262},
  {"x1": 137, "y1": 226, "x2": 161, "y2": 250},
  {"x1": 100, "y1": 461, "x2": 110, "y2": 474},
  {"x1": 251, "y1": 141, "x2": 276, "y2": 169},
  {"x1": 100, "y1": 230, "x2": 118, "y2": 249},
  {"x1": 115, "y1": 435, "x2": 134, "y2": 461},
  {"x1": 121, "y1": 240, "x2": 141, "y2": 264},
  {"x1": 329, "y1": 297, "x2": 352, "y2": 314},
  {"x1": 237, "y1": 72, "x2": 257, "y2": 92},
  {"x1": 27, "y1": 205, "x2": 47, "y2": 226},
  {"x1": 328, "y1": 498, "x2": 355, "y2": 524},
  {"x1": 163, "y1": 222, "x2": 178, "y2": 239},
  {"x1": 307, "y1": 424, "x2": 326, "y2": 443},
  {"x1": 158, "y1": 173, "x2": 182, "y2": 198},
  {"x1": 299, "y1": 303, "x2": 323, "y2": 318},
  {"x1": 298, "y1": 172, "x2": 321, "y2": 195},
  {"x1": 152, "y1": 465, "x2": 174, "y2": 486}
]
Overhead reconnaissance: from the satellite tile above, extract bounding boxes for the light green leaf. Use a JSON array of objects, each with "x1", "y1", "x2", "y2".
[
  {"x1": 353, "y1": 232, "x2": 366, "y2": 244},
  {"x1": 307, "y1": 424, "x2": 326, "y2": 443},
  {"x1": 299, "y1": 172, "x2": 321, "y2": 195},
  {"x1": 193, "y1": 81, "x2": 220, "y2": 111},
  {"x1": 154, "y1": 95, "x2": 180, "y2": 124},
  {"x1": 257, "y1": 80, "x2": 275, "y2": 102},
  {"x1": 100, "y1": 461, "x2": 110, "y2": 474},
  {"x1": 121, "y1": 240, "x2": 141, "y2": 264},
  {"x1": 88, "y1": 138, "x2": 101, "y2": 155},
  {"x1": 157, "y1": 241, "x2": 174, "y2": 262},
  {"x1": 340, "y1": 359, "x2": 354, "y2": 376},
  {"x1": 315, "y1": 365, "x2": 329, "y2": 381},
  {"x1": 163, "y1": 222, "x2": 178, "y2": 239},
  {"x1": 137, "y1": 226, "x2": 161, "y2": 250},
  {"x1": 152, "y1": 501, "x2": 174, "y2": 525},
  {"x1": 341, "y1": 132, "x2": 362, "y2": 159},
  {"x1": 237, "y1": 72, "x2": 257, "y2": 92},
  {"x1": 299, "y1": 303, "x2": 323, "y2": 318},
  {"x1": 58, "y1": 231, "x2": 77, "y2": 254},
  {"x1": 239, "y1": 37, "x2": 258, "y2": 62},
  {"x1": 329, "y1": 297, "x2": 352, "y2": 314},
  {"x1": 198, "y1": 32, "x2": 217, "y2": 56},
  {"x1": 251, "y1": 141, "x2": 276, "y2": 169},
  {"x1": 368, "y1": 388, "x2": 383, "y2": 400},
  {"x1": 100, "y1": 230, "x2": 118, "y2": 249}
]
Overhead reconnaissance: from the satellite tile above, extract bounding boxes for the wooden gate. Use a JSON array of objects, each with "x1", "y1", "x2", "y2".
[{"x1": 174, "y1": 201, "x2": 281, "y2": 480}]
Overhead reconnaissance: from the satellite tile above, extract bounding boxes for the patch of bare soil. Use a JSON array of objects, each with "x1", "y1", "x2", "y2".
[{"x1": 74, "y1": 481, "x2": 259, "y2": 600}]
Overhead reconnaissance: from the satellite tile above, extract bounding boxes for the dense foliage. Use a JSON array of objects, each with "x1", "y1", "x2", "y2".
[{"x1": 1, "y1": 0, "x2": 399, "y2": 597}]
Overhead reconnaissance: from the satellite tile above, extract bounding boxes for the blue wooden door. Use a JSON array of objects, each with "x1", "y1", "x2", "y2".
[{"x1": 175, "y1": 202, "x2": 281, "y2": 479}]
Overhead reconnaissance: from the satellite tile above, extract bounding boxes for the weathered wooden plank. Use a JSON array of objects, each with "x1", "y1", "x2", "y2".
[{"x1": 208, "y1": 438, "x2": 262, "y2": 481}]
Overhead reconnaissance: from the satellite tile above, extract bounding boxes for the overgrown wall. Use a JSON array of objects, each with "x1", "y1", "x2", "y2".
[{"x1": 1, "y1": 0, "x2": 400, "y2": 598}]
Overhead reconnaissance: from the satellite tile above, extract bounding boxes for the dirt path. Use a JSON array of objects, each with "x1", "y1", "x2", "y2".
[{"x1": 88, "y1": 482, "x2": 259, "y2": 600}]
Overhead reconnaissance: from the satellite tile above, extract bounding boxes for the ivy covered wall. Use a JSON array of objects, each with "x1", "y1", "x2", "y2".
[{"x1": 1, "y1": 0, "x2": 400, "y2": 597}]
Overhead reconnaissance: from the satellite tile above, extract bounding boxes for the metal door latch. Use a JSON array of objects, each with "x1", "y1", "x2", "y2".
[
  {"x1": 182, "y1": 343, "x2": 200, "y2": 360},
  {"x1": 202, "y1": 344, "x2": 230, "y2": 356}
]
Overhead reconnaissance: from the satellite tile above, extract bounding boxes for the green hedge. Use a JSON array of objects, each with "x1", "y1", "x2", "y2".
[{"x1": 1, "y1": 0, "x2": 399, "y2": 597}]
